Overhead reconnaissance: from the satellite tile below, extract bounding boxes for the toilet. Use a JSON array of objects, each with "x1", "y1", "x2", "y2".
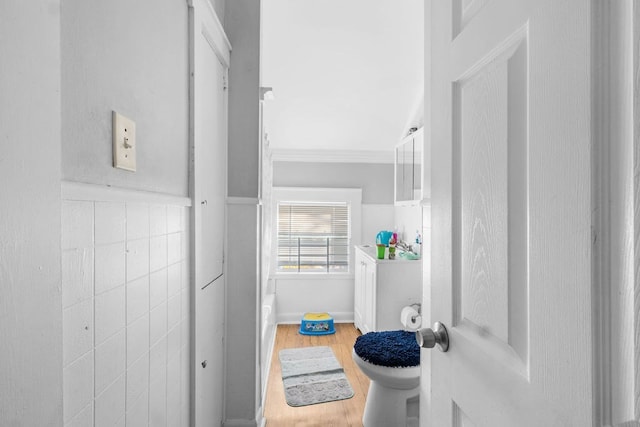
[{"x1": 353, "y1": 330, "x2": 420, "y2": 427}]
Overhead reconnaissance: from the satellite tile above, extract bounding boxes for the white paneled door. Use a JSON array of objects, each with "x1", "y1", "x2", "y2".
[
  {"x1": 427, "y1": 0, "x2": 592, "y2": 425},
  {"x1": 190, "y1": 0, "x2": 229, "y2": 425}
]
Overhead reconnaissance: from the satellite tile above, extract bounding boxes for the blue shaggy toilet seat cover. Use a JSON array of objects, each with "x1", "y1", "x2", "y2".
[{"x1": 354, "y1": 330, "x2": 420, "y2": 367}]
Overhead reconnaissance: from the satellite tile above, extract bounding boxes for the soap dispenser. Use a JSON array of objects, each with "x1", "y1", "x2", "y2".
[{"x1": 414, "y1": 230, "x2": 422, "y2": 258}]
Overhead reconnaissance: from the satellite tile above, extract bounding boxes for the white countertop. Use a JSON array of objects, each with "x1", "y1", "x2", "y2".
[{"x1": 355, "y1": 245, "x2": 421, "y2": 264}]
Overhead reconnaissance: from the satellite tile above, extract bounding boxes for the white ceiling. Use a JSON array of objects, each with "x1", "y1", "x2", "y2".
[{"x1": 261, "y1": 0, "x2": 424, "y2": 163}]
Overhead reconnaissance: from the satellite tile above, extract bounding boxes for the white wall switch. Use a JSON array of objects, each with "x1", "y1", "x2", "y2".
[{"x1": 112, "y1": 111, "x2": 136, "y2": 172}]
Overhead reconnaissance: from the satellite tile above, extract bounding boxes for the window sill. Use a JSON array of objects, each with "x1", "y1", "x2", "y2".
[{"x1": 272, "y1": 272, "x2": 354, "y2": 281}]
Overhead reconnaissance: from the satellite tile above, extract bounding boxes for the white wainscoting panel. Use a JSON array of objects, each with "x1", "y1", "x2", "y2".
[{"x1": 61, "y1": 183, "x2": 191, "y2": 427}]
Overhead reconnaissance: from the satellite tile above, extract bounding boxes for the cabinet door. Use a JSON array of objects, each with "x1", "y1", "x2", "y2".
[
  {"x1": 194, "y1": 277, "x2": 225, "y2": 426},
  {"x1": 190, "y1": 0, "x2": 229, "y2": 425},
  {"x1": 395, "y1": 138, "x2": 414, "y2": 203},
  {"x1": 194, "y1": 36, "x2": 226, "y2": 287},
  {"x1": 412, "y1": 128, "x2": 424, "y2": 200},
  {"x1": 363, "y1": 260, "x2": 377, "y2": 333}
]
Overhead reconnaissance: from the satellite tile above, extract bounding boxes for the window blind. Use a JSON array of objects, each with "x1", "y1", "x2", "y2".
[{"x1": 277, "y1": 202, "x2": 350, "y2": 273}]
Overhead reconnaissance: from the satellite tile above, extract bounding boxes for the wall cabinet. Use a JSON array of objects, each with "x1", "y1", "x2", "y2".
[
  {"x1": 395, "y1": 127, "x2": 425, "y2": 205},
  {"x1": 354, "y1": 246, "x2": 422, "y2": 334},
  {"x1": 191, "y1": 0, "x2": 229, "y2": 425}
]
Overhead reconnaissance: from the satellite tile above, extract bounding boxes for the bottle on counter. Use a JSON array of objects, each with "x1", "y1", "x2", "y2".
[
  {"x1": 388, "y1": 235, "x2": 396, "y2": 260},
  {"x1": 414, "y1": 230, "x2": 422, "y2": 258}
]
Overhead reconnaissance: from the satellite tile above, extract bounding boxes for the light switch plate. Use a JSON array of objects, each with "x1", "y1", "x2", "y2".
[{"x1": 112, "y1": 111, "x2": 136, "y2": 172}]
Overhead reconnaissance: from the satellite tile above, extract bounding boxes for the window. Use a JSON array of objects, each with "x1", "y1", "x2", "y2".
[
  {"x1": 277, "y1": 202, "x2": 350, "y2": 273},
  {"x1": 271, "y1": 187, "x2": 361, "y2": 275}
]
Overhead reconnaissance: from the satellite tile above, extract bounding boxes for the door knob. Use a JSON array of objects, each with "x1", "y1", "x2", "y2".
[{"x1": 416, "y1": 322, "x2": 449, "y2": 352}]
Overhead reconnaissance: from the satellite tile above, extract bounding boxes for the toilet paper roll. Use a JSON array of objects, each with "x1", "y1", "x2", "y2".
[{"x1": 400, "y1": 306, "x2": 422, "y2": 331}]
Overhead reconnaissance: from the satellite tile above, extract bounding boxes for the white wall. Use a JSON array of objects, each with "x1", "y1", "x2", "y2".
[
  {"x1": 224, "y1": 1, "x2": 262, "y2": 424},
  {"x1": 61, "y1": 185, "x2": 190, "y2": 426},
  {"x1": 273, "y1": 161, "x2": 395, "y2": 204},
  {"x1": 362, "y1": 204, "x2": 396, "y2": 245},
  {"x1": 274, "y1": 277, "x2": 355, "y2": 323},
  {"x1": 0, "y1": 1, "x2": 63, "y2": 425},
  {"x1": 394, "y1": 203, "x2": 423, "y2": 245},
  {"x1": 61, "y1": 0, "x2": 189, "y2": 196},
  {"x1": 58, "y1": 1, "x2": 193, "y2": 426},
  {"x1": 209, "y1": 0, "x2": 226, "y2": 24},
  {"x1": 225, "y1": 201, "x2": 260, "y2": 425},
  {"x1": 227, "y1": 2, "x2": 261, "y2": 199}
]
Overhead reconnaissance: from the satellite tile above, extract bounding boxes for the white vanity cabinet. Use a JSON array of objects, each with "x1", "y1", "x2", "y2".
[{"x1": 354, "y1": 245, "x2": 422, "y2": 334}]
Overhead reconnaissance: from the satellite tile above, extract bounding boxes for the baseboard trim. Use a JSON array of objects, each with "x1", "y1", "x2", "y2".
[
  {"x1": 260, "y1": 322, "x2": 277, "y2": 409},
  {"x1": 223, "y1": 419, "x2": 257, "y2": 427},
  {"x1": 255, "y1": 406, "x2": 265, "y2": 427},
  {"x1": 276, "y1": 311, "x2": 354, "y2": 325}
]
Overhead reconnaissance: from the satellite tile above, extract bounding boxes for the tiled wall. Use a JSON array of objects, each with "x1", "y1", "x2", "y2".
[{"x1": 62, "y1": 192, "x2": 190, "y2": 427}]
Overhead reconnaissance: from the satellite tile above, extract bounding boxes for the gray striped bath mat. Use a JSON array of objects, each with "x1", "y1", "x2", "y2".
[{"x1": 278, "y1": 346, "x2": 354, "y2": 407}]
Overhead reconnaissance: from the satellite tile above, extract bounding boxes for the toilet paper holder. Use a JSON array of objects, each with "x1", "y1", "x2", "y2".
[
  {"x1": 407, "y1": 304, "x2": 421, "y2": 321},
  {"x1": 400, "y1": 304, "x2": 423, "y2": 332}
]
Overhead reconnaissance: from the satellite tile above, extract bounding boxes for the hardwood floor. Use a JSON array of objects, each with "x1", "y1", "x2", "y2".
[{"x1": 263, "y1": 323, "x2": 370, "y2": 427}]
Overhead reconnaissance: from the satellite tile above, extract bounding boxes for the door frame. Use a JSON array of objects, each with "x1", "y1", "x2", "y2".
[{"x1": 592, "y1": 1, "x2": 640, "y2": 425}]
